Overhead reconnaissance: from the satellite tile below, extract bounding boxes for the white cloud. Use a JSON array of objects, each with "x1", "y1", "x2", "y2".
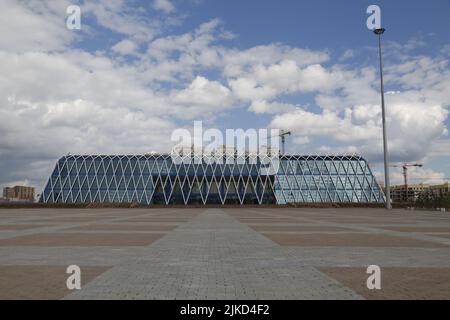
[
  {"x1": 248, "y1": 61, "x2": 338, "y2": 93},
  {"x1": 241, "y1": 48, "x2": 450, "y2": 168},
  {"x1": 112, "y1": 39, "x2": 138, "y2": 55},
  {"x1": 226, "y1": 58, "x2": 337, "y2": 97},
  {"x1": 169, "y1": 76, "x2": 235, "y2": 119},
  {"x1": 270, "y1": 99, "x2": 448, "y2": 163},
  {"x1": 0, "y1": 50, "x2": 168, "y2": 114},
  {"x1": 229, "y1": 77, "x2": 278, "y2": 101},
  {"x1": 430, "y1": 139, "x2": 450, "y2": 157},
  {"x1": 153, "y1": 0, "x2": 175, "y2": 14},
  {"x1": 0, "y1": 0, "x2": 75, "y2": 52},
  {"x1": 249, "y1": 100, "x2": 297, "y2": 114},
  {"x1": 0, "y1": 40, "x2": 176, "y2": 187},
  {"x1": 375, "y1": 167, "x2": 446, "y2": 186},
  {"x1": 143, "y1": 19, "x2": 224, "y2": 82},
  {"x1": 339, "y1": 49, "x2": 355, "y2": 62},
  {"x1": 441, "y1": 44, "x2": 450, "y2": 56},
  {"x1": 228, "y1": 60, "x2": 379, "y2": 113},
  {"x1": 222, "y1": 45, "x2": 330, "y2": 77},
  {"x1": 145, "y1": 24, "x2": 331, "y2": 84},
  {"x1": 385, "y1": 57, "x2": 449, "y2": 90},
  {"x1": 271, "y1": 108, "x2": 380, "y2": 144},
  {"x1": 82, "y1": 0, "x2": 167, "y2": 43}
]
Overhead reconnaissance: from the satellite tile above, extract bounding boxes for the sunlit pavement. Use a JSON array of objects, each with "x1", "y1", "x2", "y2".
[{"x1": 1, "y1": 207, "x2": 450, "y2": 299}]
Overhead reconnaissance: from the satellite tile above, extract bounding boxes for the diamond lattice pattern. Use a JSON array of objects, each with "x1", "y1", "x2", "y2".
[{"x1": 39, "y1": 155, "x2": 384, "y2": 205}]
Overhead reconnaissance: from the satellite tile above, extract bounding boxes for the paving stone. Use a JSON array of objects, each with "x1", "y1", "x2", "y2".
[
  {"x1": 66, "y1": 209, "x2": 362, "y2": 299},
  {"x1": 0, "y1": 207, "x2": 449, "y2": 299},
  {"x1": 318, "y1": 267, "x2": 450, "y2": 299}
]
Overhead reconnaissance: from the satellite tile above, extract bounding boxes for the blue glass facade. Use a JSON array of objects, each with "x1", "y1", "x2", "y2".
[{"x1": 39, "y1": 154, "x2": 384, "y2": 205}]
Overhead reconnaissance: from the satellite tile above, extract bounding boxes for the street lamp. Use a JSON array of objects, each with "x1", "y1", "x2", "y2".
[{"x1": 374, "y1": 27, "x2": 391, "y2": 209}]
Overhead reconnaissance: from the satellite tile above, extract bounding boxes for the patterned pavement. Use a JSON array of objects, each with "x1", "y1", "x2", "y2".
[{"x1": 0, "y1": 207, "x2": 449, "y2": 299}]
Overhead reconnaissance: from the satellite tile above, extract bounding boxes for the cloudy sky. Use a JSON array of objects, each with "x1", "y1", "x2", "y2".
[{"x1": 1, "y1": 0, "x2": 449, "y2": 193}]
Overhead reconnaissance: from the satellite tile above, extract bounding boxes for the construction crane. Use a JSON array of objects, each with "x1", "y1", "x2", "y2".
[
  {"x1": 270, "y1": 130, "x2": 291, "y2": 155},
  {"x1": 391, "y1": 163, "x2": 423, "y2": 201}
]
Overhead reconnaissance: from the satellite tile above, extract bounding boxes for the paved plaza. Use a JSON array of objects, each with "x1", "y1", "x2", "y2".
[{"x1": 0, "y1": 207, "x2": 450, "y2": 299}]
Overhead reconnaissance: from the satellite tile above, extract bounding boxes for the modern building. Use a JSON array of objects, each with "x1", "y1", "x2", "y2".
[
  {"x1": 3, "y1": 186, "x2": 35, "y2": 202},
  {"x1": 39, "y1": 154, "x2": 385, "y2": 205}
]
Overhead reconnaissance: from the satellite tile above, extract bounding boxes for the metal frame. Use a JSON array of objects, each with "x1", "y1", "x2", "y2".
[{"x1": 40, "y1": 154, "x2": 385, "y2": 205}]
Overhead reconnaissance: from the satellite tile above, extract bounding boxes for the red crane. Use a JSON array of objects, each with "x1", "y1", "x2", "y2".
[{"x1": 391, "y1": 163, "x2": 423, "y2": 201}]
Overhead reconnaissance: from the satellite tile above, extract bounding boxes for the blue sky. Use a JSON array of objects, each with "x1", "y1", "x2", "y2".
[
  {"x1": 185, "y1": 0, "x2": 449, "y2": 49},
  {"x1": 0, "y1": 0, "x2": 449, "y2": 190}
]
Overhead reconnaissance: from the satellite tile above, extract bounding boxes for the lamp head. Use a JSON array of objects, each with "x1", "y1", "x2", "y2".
[{"x1": 374, "y1": 28, "x2": 386, "y2": 35}]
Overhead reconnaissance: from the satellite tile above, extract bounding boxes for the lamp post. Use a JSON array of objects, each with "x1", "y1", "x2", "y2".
[{"x1": 374, "y1": 27, "x2": 391, "y2": 209}]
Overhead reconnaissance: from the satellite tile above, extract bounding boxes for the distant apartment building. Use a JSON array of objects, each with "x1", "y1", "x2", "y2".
[
  {"x1": 390, "y1": 182, "x2": 450, "y2": 203},
  {"x1": 391, "y1": 183, "x2": 430, "y2": 203},
  {"x1": 429, "y1": 182, "x2": 450, "y2": 198},
  {"x1": 2, "y1": 186, "x2": 35, "y2": 202}
]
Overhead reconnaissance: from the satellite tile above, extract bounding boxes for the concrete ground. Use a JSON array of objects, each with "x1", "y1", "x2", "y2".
[{"x1": 0, "y1": 207, "x2": 449, "y2": 299}]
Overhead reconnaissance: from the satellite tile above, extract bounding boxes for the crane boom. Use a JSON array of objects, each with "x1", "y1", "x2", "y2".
[{"x1": 270, "y1": 130, "x2": 291, "y2": 155}]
